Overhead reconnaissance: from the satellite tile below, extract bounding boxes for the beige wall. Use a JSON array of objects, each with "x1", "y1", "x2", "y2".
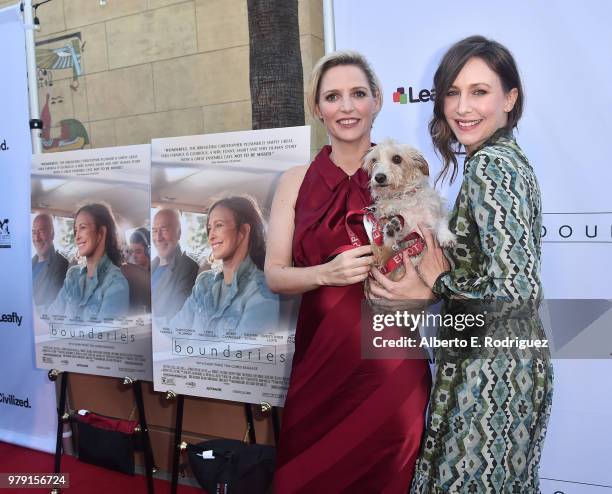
[
  {"x1": 0, "y1": 0, "x2": 325, "y2": 155},
  {"x1": 0, "y1": 0, "x2": 324, "y2": 476}
]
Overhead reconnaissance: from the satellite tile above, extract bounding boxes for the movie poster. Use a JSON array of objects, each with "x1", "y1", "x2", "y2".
[
  {"x1": 31, "y1": 145, "x2": 152, "y2": 380},
  {"x1": 151, "y1": 126, "x2": 309, "y2": 406}
]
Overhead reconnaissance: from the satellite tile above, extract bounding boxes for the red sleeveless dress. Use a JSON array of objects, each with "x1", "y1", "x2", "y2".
[{"x1": 273, "y1": 146, "x2": 431, "y2": 494}]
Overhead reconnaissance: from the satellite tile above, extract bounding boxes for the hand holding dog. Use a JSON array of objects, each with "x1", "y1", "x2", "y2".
[
  {"x1": 318, "y1": 245, "x2": 374, "y2": 287},
  {"x1": 415, "y1": 223, "x2": 451, "y2": 290},
  {"x1": 367, "y1": 249, "x2": 434, "y2": 304}
]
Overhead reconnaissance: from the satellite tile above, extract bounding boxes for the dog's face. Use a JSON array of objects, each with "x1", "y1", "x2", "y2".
[{"x1": 362, "y1": 139, "x2": 429, "y2": 199}]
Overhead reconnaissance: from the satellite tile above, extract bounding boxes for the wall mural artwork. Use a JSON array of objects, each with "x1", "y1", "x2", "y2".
[{"x1": 36, "y1": 33, "x2": 90, "y2": 153}]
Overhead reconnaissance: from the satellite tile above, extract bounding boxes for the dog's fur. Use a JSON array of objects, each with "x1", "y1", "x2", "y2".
[{"x1": 362, "y1": 139, "x2": 455, "y2": 282}]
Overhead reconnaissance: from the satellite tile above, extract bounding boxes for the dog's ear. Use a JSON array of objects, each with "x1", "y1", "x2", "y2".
[
  {"x1": 362, "y1": 145, "x2": 378, "y2": 172},
  {"x1": 411, "y1": 150, "x2": 430, "y2": 176}
]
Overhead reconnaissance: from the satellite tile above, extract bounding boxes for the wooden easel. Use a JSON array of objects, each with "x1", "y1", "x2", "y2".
[
  {"x1": 166, "y1": 393, "x2": 280, "y2": 494},
  {"x1": 48, "y1": 370, "x2": 157, "y2": 494}
]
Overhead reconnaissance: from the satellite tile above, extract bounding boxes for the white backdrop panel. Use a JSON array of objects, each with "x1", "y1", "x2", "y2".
[
  {"x1": 335, "y1": 0, "x2": 612, "y2": 491},
  {"x1": 0, "y1": 3, "x2": 57, "y2": 453}
]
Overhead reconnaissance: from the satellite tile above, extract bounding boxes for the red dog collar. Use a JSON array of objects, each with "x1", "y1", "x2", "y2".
[{"x1": 328, "y1": 208, "x2": 425, "y2": 275}]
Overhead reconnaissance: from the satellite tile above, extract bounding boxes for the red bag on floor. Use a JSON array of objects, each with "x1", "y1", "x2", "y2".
[{"x1": 74, "y1": 410, "x2": 139, "y2": 475}]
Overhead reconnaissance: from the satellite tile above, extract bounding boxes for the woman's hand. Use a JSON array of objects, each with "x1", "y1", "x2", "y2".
[
  {"x1": 318, "y1": 245, "x2": 374, "y2": 286},
  {"x1": 415, "y1": 224, "x2": 451, "y2": 290},
  {"x1": 368, "y1": 250, "x2": 434, "y2": 305},
  {"x1": 366, "y1": 225, "x2": 450, "y2": 307}
]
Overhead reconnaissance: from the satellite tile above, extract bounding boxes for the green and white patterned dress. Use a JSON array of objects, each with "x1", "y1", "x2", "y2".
[{"x1": 410, "y1": 130, "x2": 554, "y2": 494}]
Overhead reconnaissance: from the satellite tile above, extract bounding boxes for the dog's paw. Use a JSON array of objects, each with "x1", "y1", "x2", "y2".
[
  {"x1": 384, "y1": 217, "x2": 403, "y2": 244},
  {"x1": 437, "y1": 229, "x2": 457, "y2": 248}
]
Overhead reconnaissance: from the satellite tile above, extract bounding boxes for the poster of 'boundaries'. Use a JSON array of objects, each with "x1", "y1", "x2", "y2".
[
  {"x1": 151, "y1": 126, "x2": 309, "y2": 406},
  {"x1": 32, "y1": 145, "x2": 152, "y2": 380}
]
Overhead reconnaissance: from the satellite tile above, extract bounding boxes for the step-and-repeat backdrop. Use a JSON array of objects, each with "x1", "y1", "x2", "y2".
[
  {"x1": 0, "y1": 3, "x2": 57, "y2": 453},
  {"x1": 334, "y1": 1, "x2": 612, "y2": 492}
]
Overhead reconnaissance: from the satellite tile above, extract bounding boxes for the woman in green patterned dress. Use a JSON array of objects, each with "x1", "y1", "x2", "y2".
[{"x1": 369, "y1": 36, "x2": 553, "y2": 493}]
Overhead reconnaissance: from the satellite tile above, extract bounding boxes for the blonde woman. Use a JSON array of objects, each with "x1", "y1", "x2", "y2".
[{"x1": 266, "y1": 51, "x2": 430, "y2": 493}]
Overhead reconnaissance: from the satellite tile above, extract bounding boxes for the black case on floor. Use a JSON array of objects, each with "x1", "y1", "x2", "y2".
[{"x1": 187, "y1": 438, "x2": 275, "y2": 494}]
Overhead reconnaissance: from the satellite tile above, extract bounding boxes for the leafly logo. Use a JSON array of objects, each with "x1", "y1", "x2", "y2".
[
  {"x1": 0, "y1": 312, "x2": 23, "y2": 326},
  {"x1": 0, "y1": 217, "x2": 11, "y2": 248},
  {"x1": 393, "y1": 86, "x2": 436, "y2": 104}
]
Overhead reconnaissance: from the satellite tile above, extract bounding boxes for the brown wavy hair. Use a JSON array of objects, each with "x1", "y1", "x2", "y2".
[
  {"x1": 74, "y1": 203, "x2": 123, "y2": 266},
  {"x1": 430, "y1": 35, "x2": 524, "y2": 184},
  {"x1": 207, "y1": 195, "x2": 266, "y2": 270}
]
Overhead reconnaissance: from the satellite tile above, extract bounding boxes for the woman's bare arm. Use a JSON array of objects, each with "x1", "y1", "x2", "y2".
[{"x1": 265, "y1": 165, "x2": 373, "y2": 295}]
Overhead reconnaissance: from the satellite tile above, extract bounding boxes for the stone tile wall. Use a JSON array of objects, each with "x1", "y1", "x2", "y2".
[{"x1": 0, "y1": 0, "x2": 325, "y2": 154}]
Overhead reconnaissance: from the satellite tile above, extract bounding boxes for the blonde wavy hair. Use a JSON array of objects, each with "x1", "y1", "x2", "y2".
[{"x1": 306, "y1": 50, "x2": 383, "y2": 122}]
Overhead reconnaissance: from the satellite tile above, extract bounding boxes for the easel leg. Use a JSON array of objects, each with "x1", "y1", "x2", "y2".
[
  {"x1": 244, "y1": 403, "x2": 257, "y2": 444},
  {"x1": 271, "y1": 407, "x2": 280, "y2": 446},
  {"x1": 133, "y1": 381, "x2": 156, "y2": 494},
  {"x1": 49, "y1": 370, "x2": 68, "y2": 494},
  {"x1": 54, "y1": 371, "x2": 68, "y2": 473},
  {"x1": 170, "y1": 394, "x2": 184, "y2": 494}
]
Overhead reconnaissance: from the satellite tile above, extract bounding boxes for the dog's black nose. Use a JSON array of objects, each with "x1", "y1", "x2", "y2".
[{"x1": 375, "y1": 173, "x2": 387, "y2": 184}]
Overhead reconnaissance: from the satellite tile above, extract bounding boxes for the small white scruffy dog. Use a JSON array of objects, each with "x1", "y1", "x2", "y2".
[{"x1": 362, "y1": 139, "x2": 456, "y2": 281}]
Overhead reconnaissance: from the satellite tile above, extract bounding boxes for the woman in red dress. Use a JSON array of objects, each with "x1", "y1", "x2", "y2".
[{"x1": 265, "y1": 50, "x2": 431, "y2": 493}]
